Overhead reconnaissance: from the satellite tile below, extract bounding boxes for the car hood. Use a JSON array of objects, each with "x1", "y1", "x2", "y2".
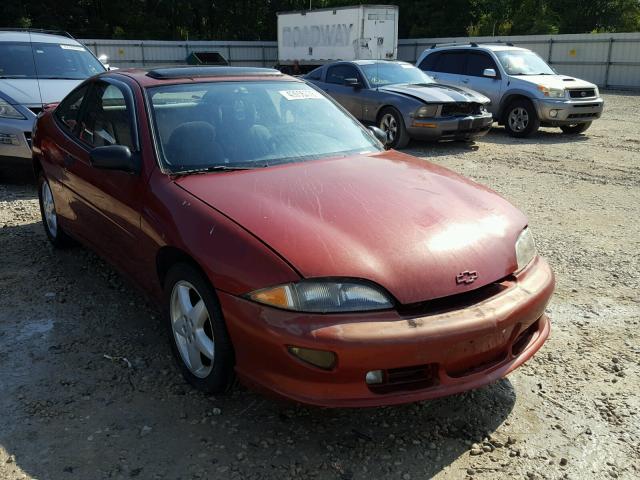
[
  {"x1": 0, "y1": 79, "x2": 82, "y2": 107},
  {"x1": 511, "y1": 75, "x2": 597, "y2": 90},
  {"x1": 380, "y1": 83, "x2": 490, "y2": 104},
  {"x1": 176, "y1": 151, "x2": 527, "y2": 304}
]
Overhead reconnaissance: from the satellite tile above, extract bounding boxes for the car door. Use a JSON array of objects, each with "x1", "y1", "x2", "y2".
[
  {"x1": 321, "y1": 64, "x2": 365, "y2": 119},
  {"x1": 56, "y1": 78, "x2": 147, "y2": 282},
  {"x1": 426, "y1": 51, "x2": 467, "y2": 87},
  {"x1": 461, "y1": 52, "x2": 503, "y2": 116}
]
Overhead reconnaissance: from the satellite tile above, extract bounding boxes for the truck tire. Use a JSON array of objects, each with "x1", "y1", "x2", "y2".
[
  {"x1": 560, "y1": 122, "x2": 592, "y2": 134},
  {"x1": 504, "y1": 99, "x2": 540, "y2": 137}
]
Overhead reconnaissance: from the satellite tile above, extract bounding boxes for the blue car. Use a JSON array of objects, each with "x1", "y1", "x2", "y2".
[{"x1": 305, "y1": 60, "x2": 493, "y2": 148}]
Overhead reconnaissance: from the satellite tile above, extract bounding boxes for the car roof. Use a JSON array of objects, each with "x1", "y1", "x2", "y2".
[
  {"x1": 110, "y1": 66, "x2": 301, "y2": 87},
  {"x1": 351, "y1": 60, "x2": 415, "y2": 67},
  {"x1": 0, "y1": 30, "x2": 83, "y2": 45},
  {"x1": 427, "y1": 44, "x2": 529, "y2": 54}
]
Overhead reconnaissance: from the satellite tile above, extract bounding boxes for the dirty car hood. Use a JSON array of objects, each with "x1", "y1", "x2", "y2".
[
  {"x1": 511, "y1": 75, "x2": 597, "y2": 91},
  {"x1": 176, "y1": 151, "x2": 527, "y2": 304},
  {"x1": 380, "y1": 83, "x2": 490, "y2": 104}
]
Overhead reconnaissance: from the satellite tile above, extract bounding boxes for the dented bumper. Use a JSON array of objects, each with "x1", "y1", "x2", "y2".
[{"x1": 219, "y1": 256, "x2": 554, "y2": 407}]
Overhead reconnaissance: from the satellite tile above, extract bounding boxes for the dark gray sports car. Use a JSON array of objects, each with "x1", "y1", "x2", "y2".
[{"x1": 305, "y1": 60, "x2": 493, "y2": 148}]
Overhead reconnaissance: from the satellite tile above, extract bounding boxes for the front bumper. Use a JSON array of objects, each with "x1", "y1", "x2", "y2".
[
  {"x1": 0, "y1": 116, "x2": 35, "y2": 162},
  {"x1": 533, "y1": 97, "x2": 604, "y2": 125},
  {"x1": 406, "y1": 112, "x2": 493, "y2": 141},
  {"x1": 219, "y1": 256, "x2": 554, "y2": 407}
]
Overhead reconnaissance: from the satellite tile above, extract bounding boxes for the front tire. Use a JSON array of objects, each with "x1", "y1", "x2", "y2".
[
  {"x1": 560, "y1": 122, "x2": 592, "y2": 134},
  {"x1": 37, "y1": 173, "x2": 72, "y2": 248},
  {"x1": 504, "y1": 99, "x2": 540, "y2": 137},
  {"x1": 164, "y1": 263, "x2": 235, "y2": 394},
  {"x1": 379, "y1": 107, "x2": 410, "y2": 149}
]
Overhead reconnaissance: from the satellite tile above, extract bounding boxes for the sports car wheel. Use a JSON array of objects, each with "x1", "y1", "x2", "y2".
[
  {"x1": 164, "y1": 263, "x2": 235, "y2": 393},
  {"x1": 379, "y1": 107, "x2": 410, "y2": 149},
  {"x1": 560, "y1": 122, "x2": 592, "y2": 134},
  {"x1": 37, "y1": 173, "x2": 72, "y2": 248},
  {"x1": 504, "y1": 99, "x2": 539, "y2": 137}
]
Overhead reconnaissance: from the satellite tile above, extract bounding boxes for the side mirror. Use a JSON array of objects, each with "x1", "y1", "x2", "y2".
[
  {"x1": 483, "y1": 68, "x2": 497, "y2": 78},
  {"x1": 90, "y1": 145, "x2": 138, "y2": 172},
  {"x1": 368, "y1": 126, "x2": 391, "y2": 148},
  {"x1": 98, "y1": 54, "x2": 111, "y2": 70},
  {"x1": 344, "y1": 77, "x2": 362, "y2": 89}
]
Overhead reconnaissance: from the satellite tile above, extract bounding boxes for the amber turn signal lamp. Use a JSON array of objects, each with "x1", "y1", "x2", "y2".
[{"x1": 288, "y1": 346, "x2": 337, "y2": 370}]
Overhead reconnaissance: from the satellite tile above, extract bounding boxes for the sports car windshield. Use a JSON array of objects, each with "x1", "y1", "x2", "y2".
[
  {"x1": 496, "y1": 50, "x2": 555, "y2": 75},
  {"x1": 148, "y1": 81, "x2": 382, "y2": 172},
  {"x1": 0, "y1": 42, "x2": 105, "y2": 79},
  {"x1": 361, "y1": 63, "x2": 435, "y2": 87}
]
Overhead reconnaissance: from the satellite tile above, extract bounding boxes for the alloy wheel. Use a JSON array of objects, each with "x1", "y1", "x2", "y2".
[
  {"x1": 380, "y1": 113, "x2": 398, "y2": 143},
  {"x1": 170, "y1": 280, "x2": 215, "y2": 378},
  {"x1": 508, "y1": 107, "x2": 529, "y2": 132}
]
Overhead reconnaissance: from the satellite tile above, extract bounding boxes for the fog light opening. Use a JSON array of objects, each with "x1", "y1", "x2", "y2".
[
  {"x1": 0, "y1": 133, "x2": 20, "y2": 146},
  {"x1": 549, "y1": 109, "x2": 559, "y2": 118},
  {"x1": 288, "y1": 346, "x2": 336, "y2": 370},
  {"x1": 365, "y1": 370, "x2": 384, "y2": 385}
]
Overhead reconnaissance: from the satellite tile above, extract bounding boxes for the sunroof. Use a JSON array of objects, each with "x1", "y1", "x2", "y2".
[{"x1": 146, "y1": 66, "x2": 283, "y2": 79}]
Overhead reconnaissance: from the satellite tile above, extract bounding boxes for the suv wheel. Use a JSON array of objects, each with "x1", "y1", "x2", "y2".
[
  {"x1": 560, "y1": 122, "x2": 592, "y2": 134},
  {"x1": 504, "y1": 99, "x2": 540, "y2": 137},
  {"x1": 379, "y1": 107, "x2": 410, "y2": 149}
]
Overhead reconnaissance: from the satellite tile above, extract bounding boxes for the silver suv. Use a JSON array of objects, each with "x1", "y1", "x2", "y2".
[
  {"x1": 416, "y1": 43, "x2": 604, "y2": 137},
  {"x1": 0, "y1": 29, "x2": 106, "y2": 169}
]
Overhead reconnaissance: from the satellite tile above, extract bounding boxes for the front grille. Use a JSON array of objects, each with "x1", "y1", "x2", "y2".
[
  {"x1": 568, "y1": 89, "x2": 596, "y2": 99},
  {"x1": 368, "y1": 364, "x2": 439, "y2": 394},
  {"x1": 568, "y1": 113, "x2": 598, "y2": 119},
  {"x1": 441, "y1": 102, "x2": 481, "y2": 117}
]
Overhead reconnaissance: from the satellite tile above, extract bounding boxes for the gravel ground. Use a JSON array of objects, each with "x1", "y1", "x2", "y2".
[{"x1": 1, "y1": 91, "x2": 639, "y2": 480}]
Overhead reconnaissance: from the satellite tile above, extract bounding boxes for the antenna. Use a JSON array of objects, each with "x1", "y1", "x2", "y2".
[{"x1": 27, "y1": 31, "x2": 45, "y2": 107}]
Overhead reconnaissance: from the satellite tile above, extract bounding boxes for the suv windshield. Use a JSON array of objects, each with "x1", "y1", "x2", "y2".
[
  {"x1": 148, "y1": 81, "x2": 382, "y2": 172},
  {"x1": 0, "y1": 42, "x2": 105, "y2": 79},
  {"x1": 360, "y1": 63, "x2": 435, "y2": 87},
  {"x1": 496, "y1": 50, "x2": 555, "y2": 76}
]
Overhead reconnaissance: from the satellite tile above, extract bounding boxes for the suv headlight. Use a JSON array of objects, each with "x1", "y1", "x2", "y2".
[
  {"x1": 537, "y1": 85, "x2": 565, "y2": 99},
  {"x1": 415, "y1": 105, "x2": 439, "y2": 118},
  {"x1": 0, "y1": 98, "x2": 25, "y2": 119},
  {"x1": 247, "y1": 280, "x2": 393, "y2": 313},
  {"x1": 515, "y1": 228, "x2": 537, "y2": 271}
]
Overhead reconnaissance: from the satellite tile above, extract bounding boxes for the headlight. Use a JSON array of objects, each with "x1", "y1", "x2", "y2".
[
  {"x1": 414, "y1": 105, "x2": 438, "y2": 118},
  {"x1": 537, "y1": 85, "x2": 565, "y2": 98},
  {"x1": 515, "y1": 228, "x2": 537, "y2": 271},
  {"x1": 247, "y1": 280, "x2": 393, "y2": 313},
  {"x1": 0, "y1": 98, "x2": 25, "y2": 119},
  {"x1": 594, "y1": 86, "x2": 600, "y2": 97}
]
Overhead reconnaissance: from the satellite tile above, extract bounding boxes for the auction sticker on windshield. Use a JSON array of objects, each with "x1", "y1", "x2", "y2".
[{"x1": 279, "y1": 90, "x2": 323, "y2": 100}]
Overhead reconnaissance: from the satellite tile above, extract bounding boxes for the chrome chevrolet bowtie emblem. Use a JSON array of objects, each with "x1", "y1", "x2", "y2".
[{"x1": 456, "y1": 270, "x2": 478, "y2": 285}]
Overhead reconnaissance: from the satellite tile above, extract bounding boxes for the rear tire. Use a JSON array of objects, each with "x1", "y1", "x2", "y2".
[
  {"x1": 37, "y1": 173, "x2": 73, "y2": 248},
  {"x1": 378, "y1": 107, "x2": 410, "y2": 149},
  {"x1": 503, "y1": 99, "x2": 540, "y2": 137},
  {"x1": 164, "y1": 263, "x2": 235, "y2": 394},
  {"x1": 560, "y1": 122, "x2": 591, "y2": 134}
]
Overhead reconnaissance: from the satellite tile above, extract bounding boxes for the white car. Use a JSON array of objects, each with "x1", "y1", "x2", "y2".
[
  {"x1": 0, "y1": 29, "x2": 107, "y2": 169},
  {"x1": 416, "y1": 43, "x2": 604, "y2": 137}
]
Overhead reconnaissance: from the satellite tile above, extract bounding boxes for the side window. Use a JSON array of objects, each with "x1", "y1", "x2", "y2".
[
  {"x1": 434, "y1": 52, "x2": 467, "y2": 74},
  {"x1": 306, "y1": 67, "x2": 323, "y2": 81},
  {"x1": 78, "y1": 83, "x2": 135, "y2": 150},
  {"x1": 326, "y1": 65, "x2": 361, "y2": 85},
  {"x1": 55, "y1": 85, "x2": 89, "y2": 132},
  {"x1": 467, "y1": 53, "x2": 498, "y2": 77},
  {"x1": 418, "y1": 52, "x2": 440, "y2": 71}
]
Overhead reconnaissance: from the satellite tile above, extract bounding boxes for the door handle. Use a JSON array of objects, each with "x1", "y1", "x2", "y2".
[{"x1": 462, "y1": 79, "x2": 469, "y2": 84}]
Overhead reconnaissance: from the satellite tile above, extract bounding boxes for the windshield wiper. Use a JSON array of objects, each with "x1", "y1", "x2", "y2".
[{"x1": 171, "y1": 165, "x2": 258, "y2": 176}]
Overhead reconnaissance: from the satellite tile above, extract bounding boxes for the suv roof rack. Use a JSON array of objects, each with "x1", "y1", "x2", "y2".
[
  {"x1": 430, "y1": 40, "x2": 514, "y2": 49},
  {"x1": 0, "y1": 28, "x2": 75, "y2": 39},
  {"x1": 146, "y1": 66, "x2": 282, "y2": 80}
]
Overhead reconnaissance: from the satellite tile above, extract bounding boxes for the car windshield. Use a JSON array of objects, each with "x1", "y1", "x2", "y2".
[
  {"x1": 360, "y1": 63, "x2": 435, "y2": 87},
  {"x1": 148, "y1": 81, "x2": 383, "y2": 172},
  {"x1": 0, "y1": 42, "x2": 105, "y2": 80},
  {"x1": 496, "y1": 50, "x2": 555, "y2": 75}
]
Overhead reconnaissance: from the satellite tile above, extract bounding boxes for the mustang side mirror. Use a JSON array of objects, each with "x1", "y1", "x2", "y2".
[
  {"x1": 368, "y1": 126, "x2": 391, "y2": 149},
  {"x1": 90, "y1": 145, "x2": 139, "y2": 172},
  {"x1": 483, "y1": 68, "x2": 497, "y2": 78},
  {"x1": 344, "y1": 77, "x2": 361, "y2": 89}
]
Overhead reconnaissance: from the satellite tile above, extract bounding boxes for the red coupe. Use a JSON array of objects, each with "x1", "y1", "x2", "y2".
[{"x1": 32, "y1": 67, "x2": 554, "y2": 407}]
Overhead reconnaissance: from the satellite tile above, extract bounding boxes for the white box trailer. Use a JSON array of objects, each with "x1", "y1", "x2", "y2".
[{"x1": 277, "y1": 5, "x2": 398, "y2": 67}]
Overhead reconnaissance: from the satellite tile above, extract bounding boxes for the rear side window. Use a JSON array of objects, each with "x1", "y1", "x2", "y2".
[
  {"x1": 434, "y1": 52, "x2": 467, "y2": 74},
  {"x1": 78, "y1": 83, "x2": 135, "y2": 150},
  {"x1": 55, "y1": 85, "x2": 89, "y2": 132},
  {"x1": 466, "y1": 53, "x2": 498, "y2": 77},
  {"x1": 418, "y1": 52, "x2": 440, "y2": 71},
  {"x1": 306, "y1": 67, "x2": 323, "y2": 81},
  {"x1": 326, "y1": 65, "x2": 361, "y2": 85}
]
